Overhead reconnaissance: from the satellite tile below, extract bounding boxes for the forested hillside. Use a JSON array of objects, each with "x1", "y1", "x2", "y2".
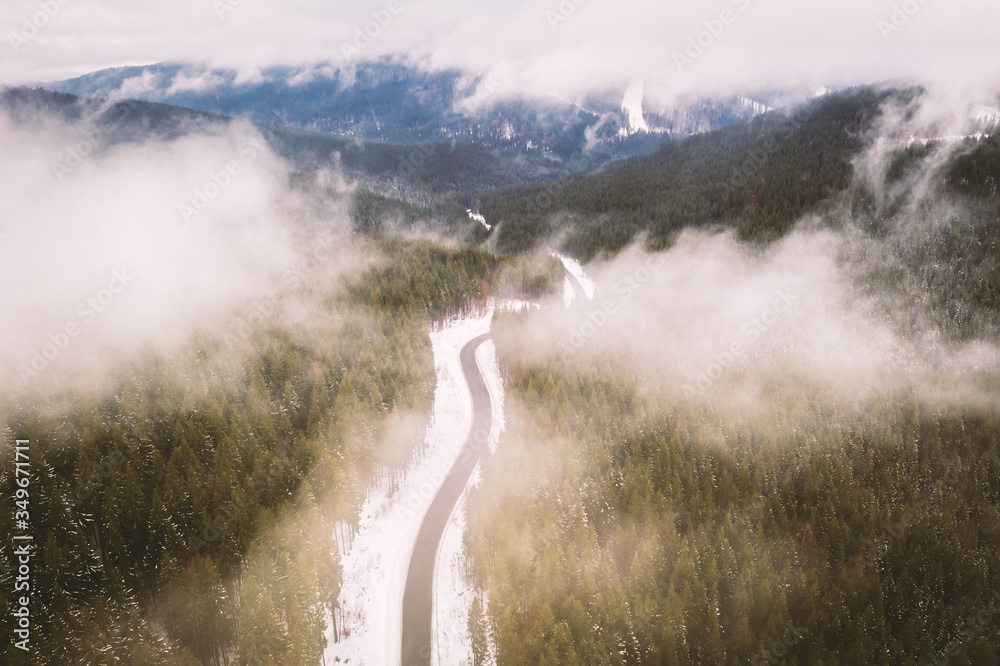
[
  {"x1": 841, "y1": 133, "x2": 1000, "y2": 342},
  {"x1": 459, "y1": 86, "x2": 1000, "y2": 664},
  {"x1": 42, "y1": 60, "x2": 771, "y2": 164},
  {"x1": 466, "y1": 327, "x2": 1000, "y2": 665},
  {"x1": 466, "y1": 87, "x2": 893, "y2": 257},
  {"x1": 0, "y1": 238, "x2": 554, "y2": 664},
  {"x1": 0, "y1": 87, "x2": 565, "y2": 194},
  {"x1": 3, "y1": 74, "x2": 998, "y2": 666}
]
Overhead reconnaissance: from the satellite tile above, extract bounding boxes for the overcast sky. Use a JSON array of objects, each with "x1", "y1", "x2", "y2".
[{"x1": 3, "y1": 0, "x2": 1000, "y2": 103}]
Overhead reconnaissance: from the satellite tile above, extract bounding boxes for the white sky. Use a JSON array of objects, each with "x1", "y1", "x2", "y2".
[{"x1": 3, "y1": 0, "x2": 1000, "y2": 102}]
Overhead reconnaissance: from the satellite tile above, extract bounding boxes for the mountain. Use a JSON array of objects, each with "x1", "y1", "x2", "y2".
[
  {"x1": 0, "y1": 86, "x2": 563, "y2": 194},
  {"x1": 6, "y1": 68, "x2": 1000, "y2": 666},
  {"x1": 463, "y1": 86, "x2": 999, "y2": 259},
  {"x1": 41, "y1": 60, "x2": 808, "y2": 171}
]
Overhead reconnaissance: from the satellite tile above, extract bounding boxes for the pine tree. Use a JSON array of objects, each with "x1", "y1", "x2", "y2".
[{"x1": 469, "y1": 595, "x2": 490, "y2": 666}]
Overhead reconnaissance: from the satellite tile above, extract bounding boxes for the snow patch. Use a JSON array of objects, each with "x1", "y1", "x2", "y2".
[
  {"x1": 738, "y1": 96, "x2": 773, "y2": 117},
  {"x1": 879, "y1": 132, "x2": 993, "y2": 150},
  {"x1": 476, "y1": 339, "x2": 506, "y2": 455},
  {"x1": 500, "y1": 121, "x2": 516, "y2": 141},
  {"x1": 434, "y1": 493, "x2": 475, "y2": 666},
  {"x1": 972, "y1": 105, "x2": 1000, "y2": 127},
  {"x1": 467, "y1": 210, "x2": 491, "y2": 231},
  {"x1": 496, "y1": 299, "x2": 540, "y2": 314},
  {"x1": 562, "y1": 277, "x2": 576, "y2": 307},
  {"x1": 621, "y1": 81, "x2": 649, "y2": 135}
]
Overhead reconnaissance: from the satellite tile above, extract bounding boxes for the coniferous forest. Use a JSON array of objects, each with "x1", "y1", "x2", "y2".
[
  {"x1": 2, "y1": 65, "x2": 999, "y2": 666},
  {"x1": 0, "y1": 236, "x2": 557, "y2": 664}
]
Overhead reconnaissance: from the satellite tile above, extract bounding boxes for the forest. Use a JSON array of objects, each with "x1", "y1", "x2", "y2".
[
  {"x1": 467, "y1": 87, "x2": 897, "y2": 257},
  {"x1": 0, "y1": 237, "x2": 554, "y2": 664},
  {"x1": 461, "y1": 98, "x2": 1000, "y2": 665},
  {"x1": 3, "y1": 76, "x2": 999, "y2": 666},
  {"x1": 465, "y1": 319, "x2": 1000, "y2": 665}
]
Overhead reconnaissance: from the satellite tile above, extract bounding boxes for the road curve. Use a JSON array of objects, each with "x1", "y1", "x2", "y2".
[{"x1": 401, "y1": 333, "x2": 494, "y2": 666}]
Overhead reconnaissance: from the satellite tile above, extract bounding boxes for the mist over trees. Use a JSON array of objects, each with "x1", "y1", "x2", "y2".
[
  {"x1": 0, "y1": 237, "x2": 555, "y2": 664},
  {"x1": 2, "y1": 75, "x2": 998, "y2": 666},
  {"x1": 458, "y1": 88, "x2": 1000, "y2": 665}
]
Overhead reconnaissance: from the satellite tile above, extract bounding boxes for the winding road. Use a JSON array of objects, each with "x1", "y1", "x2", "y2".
[{"x1": 401, "y1": 333, "x2": 494, "y2": 666}]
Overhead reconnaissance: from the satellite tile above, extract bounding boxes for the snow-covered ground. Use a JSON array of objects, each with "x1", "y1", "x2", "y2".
[
  {"x1": 433, "y1": 340, "x2": 505, "y2": 666},
  {"x1": 551, "y1": 252, "x2": 596, "y2": 305},
  {"x1": 477, "y1": 340, "x2": 506, "y2": 456},
  {"x1": 433, "y1": 492, "x2": 476, "y2": 665},
  {"x1": 325, "y1": 306, "x2": 493, "y2": 665},
  {"x1": 738, "y1": 96, "x2": 773, "y2": 116},
  {"x1": 467, "y1": 210, "x2": 491, "y2": 231},
  {"x1": 621, "y1": 81, "x2": 650, "y2": 135},
  {"x1": 973, "y1": 105, "x2": 1000, "y2": 126},
  {"x1": 892, "y1": 132, "x2": 994, "y2": 149},
  {"x1": 325, "y1": 256, "x2": 590, "y2": 665}
]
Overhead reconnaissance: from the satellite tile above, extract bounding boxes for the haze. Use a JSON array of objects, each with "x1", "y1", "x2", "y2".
[{"x1": 4, "y1": 0, "x2": 1000, "y2": 104}]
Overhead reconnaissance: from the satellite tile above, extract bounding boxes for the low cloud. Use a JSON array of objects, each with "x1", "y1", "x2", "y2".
[
  {"x1": 506, "y1": 227, "x2": 997, "y2": 426},
  {"x1": 0, "y1": 105, "x2": 354, "y2": 390},
  {"x1": 3, "y1": 0, "x2": 999, "y2": 110}
]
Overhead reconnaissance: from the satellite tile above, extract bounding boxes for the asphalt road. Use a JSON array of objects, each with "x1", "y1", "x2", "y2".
[{"x1": 400, "y1": 332, "x2": 493, "y2": 666}]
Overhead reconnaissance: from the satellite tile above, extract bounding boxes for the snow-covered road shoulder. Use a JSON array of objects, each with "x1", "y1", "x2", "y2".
[
  {"x1": 325, "y1": 306, "x2": 493, "y2": 665},
  {"x1": 433, "y1": 337, "x2": 506, "y2": 665},
  {"x1": 551, "y1": 252, "x2": 596, "y2": 305},
  {"x1": 324, "y1": 267, "x2": 583, "y2": 664}
]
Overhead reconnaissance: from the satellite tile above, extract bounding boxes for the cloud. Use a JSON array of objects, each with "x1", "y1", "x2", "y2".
[
  {"x1": 0, "y1": 106, "x2": 357, "y2": 390},
  {"x1": 112, "y1": 69, "x2": 159, "y2": 99},
  {"x1": 2, "y1": 0, "x2": 999, "y2": 106},
  {"x1": 166, "y1": 69, "x2": 226, "y2": 94},
  {"x1": 501, "y1": 219, "x2": 999, "y2": 418}
]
